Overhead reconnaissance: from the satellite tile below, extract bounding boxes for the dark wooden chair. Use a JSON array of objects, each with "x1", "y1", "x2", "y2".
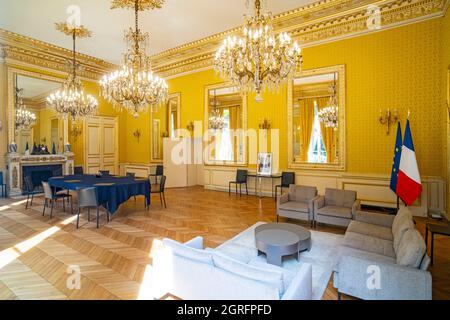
[
  {"x1": 127, "y1": 172, "x2": 137, "y2": 200},
  {"x1": 229, "y1": 170, "x2": 248, "y2": 197},
  {"x1": 0, "y1": 172, "x2": 7, "y2": 198},
  {"x1": 42, "y1": 182, "x2": 73, "y2": 218},
  {"x1": 74, "y1": 166, "x2": 84, "y2": 175},
  {"x1": 24, "y1": 175, "x2": 41, "y2": 209},
  {"x1": 274, "y1": 172, "x2": 296, "y2": 202},
  {"x1": 149, "y1": 165, "x2": 164, "y2": 184},
  {"x1": 151, "y1": 175, "x2": 167, "y2": 208},
  {"x1": 99, "y1": 170, "x2": 110, "y2": 176},
  {"x1": 76, "y1": 187, "x2": 110, "y2": 229}
]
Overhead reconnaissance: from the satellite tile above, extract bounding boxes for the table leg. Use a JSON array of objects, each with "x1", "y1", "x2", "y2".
[
  {"x1": 271, "y1": 179, "x2": 274, "y2": 198},
  {"x1": 258, "y1": 177, "x2": 263, "y2": 198},
  {"x1": 267, "y1": 254, "x2": 282, "y2": 267},
  {"x1": 425, "y1": 226, "x2": 428, "y2": 250}
]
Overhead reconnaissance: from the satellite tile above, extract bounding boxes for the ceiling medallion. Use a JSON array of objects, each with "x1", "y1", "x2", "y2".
[
  {"x1": 47, "y1": 22, "x2": 98, "y2": 122},
  {"x1": 215, "y1": 0, "x2": 302, "y2": 102},
  {"x1": 100, "y1": 0, "x2": 168, "y2": 118}
]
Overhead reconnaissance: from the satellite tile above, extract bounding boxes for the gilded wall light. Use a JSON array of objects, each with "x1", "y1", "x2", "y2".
[
  {"x1": 379, "y1": 108, "x2": 398, "y2": 135},
  {"x1": 133, "y1": 129, "x2": 142, "y2": 142},
  {"x1": 258, "y1": 118, "x2": 271, "y2": 130},
  {"x1": 186, "y1": 121, "x2": 195, "y2": 132},
  {"x1": 70, "y1": 123, "x2": 83, "y2": 141}
]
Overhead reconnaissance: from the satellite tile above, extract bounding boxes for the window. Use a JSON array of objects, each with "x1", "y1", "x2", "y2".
[{"x1": 307, "y1": 102, "x2": 327, "y2": 163}]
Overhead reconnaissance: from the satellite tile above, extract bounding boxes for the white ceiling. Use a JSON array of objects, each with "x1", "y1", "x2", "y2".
[
  {"x1": 0, "y1": 0, "x2": 316, "y2": 64},
  {"x1": 17, "y1": 75, "x2": 60, "y2": 99}
]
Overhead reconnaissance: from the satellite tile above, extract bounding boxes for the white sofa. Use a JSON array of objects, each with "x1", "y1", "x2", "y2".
[{"x1": 152, "y1": 236, "x2": 312, "y2": 300}]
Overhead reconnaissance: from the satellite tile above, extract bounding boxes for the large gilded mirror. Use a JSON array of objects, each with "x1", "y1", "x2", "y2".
[
  {"x1": 287, "y1": 65, "x2": 346, "y2": 170},
  {"x1": 204, "y1": 84, "x2": 247, "y2": 165},
  {"x1": 151, "y1": 92, "x2": 181, "y2": 161},
  {"x1": 12, "y1": 73, "x2": 65, "y2": 155}
]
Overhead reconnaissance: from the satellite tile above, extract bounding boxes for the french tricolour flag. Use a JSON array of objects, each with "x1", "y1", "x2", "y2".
[{"x1": 396, "y1": 120, "x2": 422, "y2": 206}]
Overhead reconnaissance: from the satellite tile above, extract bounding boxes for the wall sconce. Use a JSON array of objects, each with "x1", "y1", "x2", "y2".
[
  {"x1": 258, "y1": 118, "x2": 271, "y2": 130},
  {"x1": 70, "y1": 124, "x2": 82, "y2": 141},
  {"x1": 186, "y1": 121, "x2": 195, "y2": 132},
  {"x1": 133, "y1": 129, "x2": 141, "y2": 142},
  {"x1": 161, "y1": 131, "x2": 169, "y2": 138},
  {"x1": 379, "y1": 108, "x2": 398, "y2": 135}
]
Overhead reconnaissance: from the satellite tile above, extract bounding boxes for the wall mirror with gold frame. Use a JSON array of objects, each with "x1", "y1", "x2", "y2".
[
  {"x1": 287, "y1": 65, "x2": 346, "y2": 170},
  {"x1": 204, "y1": 84, "x2": 247, "y2": 166},
  {"x1": 9, "y1": 70, "x2": 66, "y2": 155},
  {"x1": 150, "y1": 92, "x2": 181, "y2": 161}
]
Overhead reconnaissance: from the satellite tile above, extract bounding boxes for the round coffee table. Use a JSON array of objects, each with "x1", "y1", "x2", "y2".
[{"x1": 255, "y1": 223, "x2": 311, "y2": 266}]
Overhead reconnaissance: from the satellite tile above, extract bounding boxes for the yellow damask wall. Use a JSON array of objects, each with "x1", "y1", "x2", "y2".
[
  {"x1": 164, "y1": 18, "x2": 445, "y2": 178},
  {"x1": 442, "y1": 6, "x2": 450, "y2": 211}
]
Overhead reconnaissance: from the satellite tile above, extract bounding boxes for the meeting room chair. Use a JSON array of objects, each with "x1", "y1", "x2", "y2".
[
  {"x1": 24, "y1": 176, "x2": 41, "y2": 209},
  {"x1": 126, "y1": 172, "x2": 137, "y2": 201},
  {"x1": 74, "y1": 166, "x2": 84, "y2": 175},
  {"x1": 99, "y1": 170, "x2": 110, "y2": 176},
  {"x1": 42, "y1": 182, "x2": 73, "y2": 218},
  {"x1": 0, "y1": 172, "x2": 7, "y2": 198},
  {"x1": 150, "y1": 175, "x2": 167, "y2": 208},
  {"x1": 229, "y1": 170, "x2": 248, "y2": 197},
  {"x1": 149, "y1": 165, "x2": 163, "y2": 184},
  {"x1": 274, "y1": 172, "x2": 296, "y2": 202},
  {"x1": 76, "y1": 187, "x2": 110, "y2": 229}
]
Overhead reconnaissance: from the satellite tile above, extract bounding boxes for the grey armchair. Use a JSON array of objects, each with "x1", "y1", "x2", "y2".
[
  {"x1": 313, "y1": 188, "x2": 360, "y2": 228},
  {"x1": 277, "y1": 185, "x2": 318, "y2": 227}
]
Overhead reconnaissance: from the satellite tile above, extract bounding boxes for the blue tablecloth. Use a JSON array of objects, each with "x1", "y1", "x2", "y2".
[{"x1": 48, "y1": 174, "x2": 151, "y2": 214}]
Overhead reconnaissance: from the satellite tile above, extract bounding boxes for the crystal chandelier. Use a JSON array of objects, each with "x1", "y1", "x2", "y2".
[
  {"x1": 215, "y1": 0, "x2": 302, "y2": 102},
  {"x1": 100, "y1": 0, "x2": 168, "y2": 118},
  {"x1": 47, "y1": 22, "x2": 98, "y2": 122},
  {"x1": 15, "y1": 85, "x2": 36, "y2": 132},
  {"x1": 318, "y1": 76, "x2": 339, "y2": 130},
  {"x1": 208, "y1": 90, "x2": 225, "y2": 130}
]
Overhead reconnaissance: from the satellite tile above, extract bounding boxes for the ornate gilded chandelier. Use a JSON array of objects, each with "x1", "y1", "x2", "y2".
[
  {"x1": 15, "y1": 84, "x2": 36, "y2": 132},
  {"x1": 208, "y1": 90, "x2": 225, "y2": 130},
  {"x1": 318, "y1": 76, "x2": 339, "y2": 130},
  {"x1": 215, "y1": 0, "x2": 302, "y2": 102},
  {"x1": 100, "y1": 0, "x2": 168, "y2": 118},
  {"x1": 47, "y1": 22, "x2": 98, "y2": 122}
]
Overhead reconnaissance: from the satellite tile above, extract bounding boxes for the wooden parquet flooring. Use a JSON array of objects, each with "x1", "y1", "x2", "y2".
[{"x1": 0, "y1": 186, "x2": 448, "y2": 300}]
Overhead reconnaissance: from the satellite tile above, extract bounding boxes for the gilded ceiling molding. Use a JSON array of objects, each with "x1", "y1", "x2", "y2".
[
  {"x1": 152, "y1": 0, "x2": 448, "y2": 78},
  {"x1": 0, "y1": 28, "x2": 116, "y2": 81}
]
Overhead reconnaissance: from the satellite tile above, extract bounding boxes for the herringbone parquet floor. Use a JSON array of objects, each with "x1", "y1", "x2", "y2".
[{"x1": 0, "y1": 186, "x2": 448, "y2": 300}]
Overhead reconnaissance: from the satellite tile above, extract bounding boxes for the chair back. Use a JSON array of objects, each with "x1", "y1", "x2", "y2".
[
  {"x1": 0, "y1": 172, "x2": 4, "y2": 184},
  {"x1": 24, "y1": 175, "x2": 34, "y2": 193},
  {"x1": 281, "y1": 172, "x2": 295, "y2": 187},
  {"x1": 74, "y1": 166, "x2": 84, "y2": 175},
  {"x1": 288, "y1": 185, "x2": 317, "y2": 202},
  {"x1": 325, "y1": 188, "x2": 357, "y2": 208},
  {"x1": 126, "y1": 172, "x2": 136, "y2": 179},
  {"x1": 99, "y1": 170, "x2": 110, "y2": 176},
  {"x1": 155, "y1": 165, "x2": 164, "y2": 176},
  {"x1": 236, "y1": 170, "x2": 247, "y2": 183},
  {"x1": 77, "y1": 187, "x2": 99, "y2": 208},
  {"x1": 42, "y1": 182, "x2": 53, "y2": 199},
  {"x1": 159, "y1": 175, "x2": 167, "y2": 192}
]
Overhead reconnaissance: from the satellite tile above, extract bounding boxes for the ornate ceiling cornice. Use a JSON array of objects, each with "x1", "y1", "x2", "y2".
[
  {"x1": 0, "y1": 0, "x2": 447, "y2": 80},
  {"x1": 151, "y1": 0, "x2": 449, "y2": 78},
  {"x1": 0, "y1": 28, "x2": 116, "y2": 81}
]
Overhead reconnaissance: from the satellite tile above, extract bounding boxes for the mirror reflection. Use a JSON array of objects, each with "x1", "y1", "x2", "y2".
[
  {"x1": 292, "y1": 72, "x2": 340, "y2": 164},
  {"x1": 206, "y1": 86, "x2": 244, "y2": 163},
  {"x1": 14, "y1": 75, "x2": 62, "y2": 155}
]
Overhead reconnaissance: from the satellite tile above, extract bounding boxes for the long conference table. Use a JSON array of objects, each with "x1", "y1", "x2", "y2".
[{"x1": 48, "y1": 174, "x2": 151, "y2": 214}]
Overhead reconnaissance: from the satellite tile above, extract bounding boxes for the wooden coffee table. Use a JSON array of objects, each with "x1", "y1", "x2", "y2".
[{"x1": 255, "y1": 223, "x2": 311, "y2": 266}]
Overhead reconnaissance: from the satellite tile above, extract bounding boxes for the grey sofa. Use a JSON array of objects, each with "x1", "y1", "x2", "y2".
[
  {"x1": 277, "y1": 185, "x2": 318, "y2": 227},
  {"x1": 333, "y1": 207, "x2": 432, "y2": 300},
  {"x1": 313, "y1": 188, "x2": 360, "y2": 227}
]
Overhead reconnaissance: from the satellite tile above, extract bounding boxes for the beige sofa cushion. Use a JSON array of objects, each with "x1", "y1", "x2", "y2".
[
  {"x1": 325, "y1": 188, "x2": 356, "y2": 208},
  {"x1": 396, "y1": 229, "x2": 426, "y2": 268},
  {"x1": 343, "y1": 231, "x2": 396, "y2": 258},
  {"x1": 392, "y1": 207, "x2": 413, "y2": 234},
  {"x1": 316, "y1": 206, "x2": 352, "y2": 219},
  {"x1": 279, "y1": 201, "x2": 309, "y2": 213},
  {"x1": 347, "y1": 221, "x2": 393, "y2": 241},
  {"x1": 392, "y1": 212, "x2": 415, "y2": 254}
]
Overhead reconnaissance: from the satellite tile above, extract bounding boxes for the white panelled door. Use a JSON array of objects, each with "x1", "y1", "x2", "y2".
[{"x1": 84, "y1": 116, "x2": 118, "y2": 174}]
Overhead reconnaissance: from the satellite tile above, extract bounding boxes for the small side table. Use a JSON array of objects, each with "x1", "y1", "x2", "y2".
[{"x1": 425, "y1": 223, "x2": 450, "y2": 266}]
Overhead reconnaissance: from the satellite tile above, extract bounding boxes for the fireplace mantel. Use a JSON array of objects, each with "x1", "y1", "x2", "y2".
[{"x1": 6, "y1": 152, "x2": 75, "y2": 196}]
